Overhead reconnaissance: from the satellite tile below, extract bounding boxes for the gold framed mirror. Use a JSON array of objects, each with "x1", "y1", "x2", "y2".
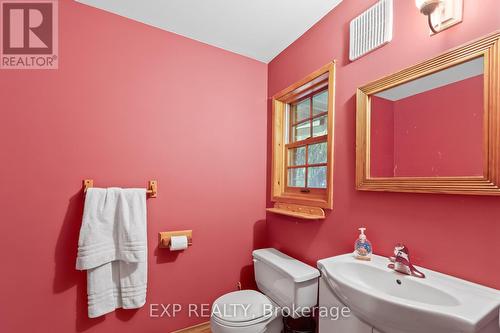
[{"x1": 356, "y1": 32, "x2": 500, "y2": 195}]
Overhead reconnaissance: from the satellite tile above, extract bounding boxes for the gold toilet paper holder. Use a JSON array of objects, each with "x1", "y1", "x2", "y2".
[{"x1": 158, "y1": 230, "x2": 193, "y2": 248}]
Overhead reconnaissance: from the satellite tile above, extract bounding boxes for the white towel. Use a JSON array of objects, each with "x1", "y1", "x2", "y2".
[{"x1": 76, "y1": 188, "x2": 148, "y2": 318}]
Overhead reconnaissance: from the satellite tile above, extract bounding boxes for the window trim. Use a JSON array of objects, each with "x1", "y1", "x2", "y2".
[{"x1": 270, "y1": 61, "x2": 336, "y2": 210}]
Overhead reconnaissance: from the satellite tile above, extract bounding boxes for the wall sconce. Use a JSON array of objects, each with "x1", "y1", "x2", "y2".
[{"x1": 416, "y1": 0, "x2": 463, "y2": 35}]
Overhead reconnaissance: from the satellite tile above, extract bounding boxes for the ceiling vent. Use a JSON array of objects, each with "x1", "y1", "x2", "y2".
[{"x1": 349, "y1": 0, "x2": 393, "y2": 61}]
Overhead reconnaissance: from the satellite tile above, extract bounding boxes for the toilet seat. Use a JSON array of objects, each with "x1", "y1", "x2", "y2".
[{"x1": 212, "y1": 290, "x2": 276, "y2": 327}]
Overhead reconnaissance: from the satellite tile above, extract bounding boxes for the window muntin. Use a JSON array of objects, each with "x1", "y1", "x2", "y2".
[
  {"x1": 289, "y1": 90, "x2": 329, "y2": 143},
  {"x1": 286, "y1": 89, "x2": 329, "y2": 190}
]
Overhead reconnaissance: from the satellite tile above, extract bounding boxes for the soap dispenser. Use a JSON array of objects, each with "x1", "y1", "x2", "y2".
[{"x1": 354, "y1": 227, "x2": 372, "y2": 261}]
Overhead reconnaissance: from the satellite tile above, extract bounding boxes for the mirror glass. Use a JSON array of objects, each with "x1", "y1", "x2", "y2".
[{"x1": 370, "y1": 56, "x2": 484, "y2": 178}]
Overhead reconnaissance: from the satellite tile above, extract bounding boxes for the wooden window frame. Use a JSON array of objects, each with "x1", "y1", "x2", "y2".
[{"x1": 270, "y1": 61, "x2": 336, "y2": 210}]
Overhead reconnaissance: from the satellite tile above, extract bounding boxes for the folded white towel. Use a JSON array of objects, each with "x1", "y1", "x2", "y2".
[
  {"x1": 76, "y1": 188, "x2": 148, "y2": 318},
  {"x1": 76, "y1": 188, "x2": 147, "y2": 270},
  {"x1": 86, "y1": 261, "x2": 147, "y2": 318}
]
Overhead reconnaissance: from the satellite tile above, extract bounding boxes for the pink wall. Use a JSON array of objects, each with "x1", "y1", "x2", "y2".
[
  {"x1": 393, "y1": 75, "x2": 484, "y2": 177},
  {"x1": 0, "y1": 1, "x2": 267, "y2": 332},
  {"x1": 1, "y1": 1, "x2": 499, "y2": 332},
  {"x1": 371, "y1": 76, "x2": 484, "y2": 177},
  {"x1": 267, "y1": 0, "x2": 500, "y2": 290},
  {"x1": 370, "y1": 96, "x2": 395, "y2": 177}
]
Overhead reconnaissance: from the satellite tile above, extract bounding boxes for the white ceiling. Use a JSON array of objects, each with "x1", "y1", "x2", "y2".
[
  {"x1": 375, "y1": 57, "x2": 484, "y2": 101},
  {"x1": 75, "y1": 0, "x2": 343, "y2": 63}
]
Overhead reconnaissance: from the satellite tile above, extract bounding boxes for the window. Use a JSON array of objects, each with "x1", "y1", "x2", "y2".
[
  {"x1": 287, "y1": 90, "x2": 328, "y2": 191},
  {"x1": 270, "y1": 62, "x2": 335, "y2": 216}
]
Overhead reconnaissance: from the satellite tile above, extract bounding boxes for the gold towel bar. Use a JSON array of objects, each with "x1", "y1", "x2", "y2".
[{"x1": 83, "y1": 179, "x2": 157, "y2": 198}]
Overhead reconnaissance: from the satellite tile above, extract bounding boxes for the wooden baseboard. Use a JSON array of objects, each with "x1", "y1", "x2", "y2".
[{"x1": 171, "y1": 321, "x2": 211, "y2": 333}]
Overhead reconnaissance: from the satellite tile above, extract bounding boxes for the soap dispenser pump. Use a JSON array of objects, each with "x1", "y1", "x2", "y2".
[{"x1": 354, "y1": 227, "x2": 372, "y2": 261}]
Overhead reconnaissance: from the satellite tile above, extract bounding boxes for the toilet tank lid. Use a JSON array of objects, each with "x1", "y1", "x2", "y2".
[{"x1": 252, "y1": 248, "x2": 320, "y2": 283}]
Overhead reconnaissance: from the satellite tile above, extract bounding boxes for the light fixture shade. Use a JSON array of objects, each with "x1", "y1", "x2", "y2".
[{"x1": 415, "y1": 0, "x2": 441, "y2": 15}]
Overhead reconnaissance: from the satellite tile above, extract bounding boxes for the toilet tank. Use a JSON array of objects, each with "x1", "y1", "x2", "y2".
[{"x1": 252, "y1": 248, "x2": 320, "y2": 317}]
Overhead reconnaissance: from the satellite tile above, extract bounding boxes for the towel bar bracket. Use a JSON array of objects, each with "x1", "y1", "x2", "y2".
[
  {"x1": 147, "y1": 180, "x2": 157, "y2": 198},
  {"x1": 83, "y1": 179, "x2": 93, "y2": 192}
]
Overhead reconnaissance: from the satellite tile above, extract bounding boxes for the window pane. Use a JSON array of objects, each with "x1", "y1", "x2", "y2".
[
  {"x1": 312, "y1": 115, "x2": 327, "y2": 137},
  {"x1": 308, "y1": 142, "x2": 327, "y2": 164},
  {"x1": 289, "y1": 146, "x2": 306, "y2": 166},
  {"x1": 288, "y1": 168, "x2": 306, "y2": 187},
  {"x1": 307, "y1": 166, "x2": 327, "y2": 188},
  {"x1": 313, "y1": 91, "x2": 328, "y2": 116},
  {"x1": 292, "y1": 121, "x2": 311, "y2": 142},
  {"x1": 292, "y1": 99, "x2": 311, "y2": 124}
]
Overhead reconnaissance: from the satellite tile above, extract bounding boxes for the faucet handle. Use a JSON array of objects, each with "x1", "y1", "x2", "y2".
[
  {"x1": 388, "y1": 243, "x2": 406, "y2": 265},
  {"x1": 390, "y1": 243, "x2": 425, "y2": 278},
  {"x1": 394, "y1": 243, "x2": 408, "y2": 256}
]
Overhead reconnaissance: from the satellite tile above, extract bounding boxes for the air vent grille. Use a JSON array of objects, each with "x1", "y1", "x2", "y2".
[{"x1": 349, "y1": 0, "x2": 393, "y2": 61}]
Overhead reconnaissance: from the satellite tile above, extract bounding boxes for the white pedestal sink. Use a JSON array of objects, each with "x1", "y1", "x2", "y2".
[{"x1": 317, "y1": 254, "x2": 500, "y2": 333}]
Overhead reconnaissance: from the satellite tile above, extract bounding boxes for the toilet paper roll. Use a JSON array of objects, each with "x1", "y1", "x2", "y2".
[{"x1": 169, "y1": 235, "x2": 188, "y2": 251}]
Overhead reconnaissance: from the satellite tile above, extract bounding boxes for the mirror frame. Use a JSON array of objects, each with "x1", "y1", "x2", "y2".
[{"x1": 356, "y1": 32, "x2": 500, "y2": 195}]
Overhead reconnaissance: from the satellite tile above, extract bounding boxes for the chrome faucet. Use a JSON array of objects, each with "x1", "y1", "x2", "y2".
[{"x1": 388, "y1": 244, "x2": 425, "y2": 278}]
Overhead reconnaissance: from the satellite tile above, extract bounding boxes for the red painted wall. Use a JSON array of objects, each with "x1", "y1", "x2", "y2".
[
  {"x1": 371, "y1": 76, "x2": 484, "y2": 177},
  {"x1": 370, "y1": 96, "x2": 395, "y2": 177},
  {"x1": 0, "y1": 1, "x2": 267, "y2": 332},
  {"x1": 267, "y1": 0, "x2": 500, "y2": 289},
  {"x1": 393, "y1": 75, "x2": 484, "y2": 177}
]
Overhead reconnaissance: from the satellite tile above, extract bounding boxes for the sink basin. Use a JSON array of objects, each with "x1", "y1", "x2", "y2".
[{"x1": 317, "y1": 254, "x2": 500, "y2": 333}]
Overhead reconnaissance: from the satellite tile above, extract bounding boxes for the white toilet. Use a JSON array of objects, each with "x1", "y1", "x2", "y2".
[{"x1": 211, "y1": 248, "x2": 320, "y2": 333}]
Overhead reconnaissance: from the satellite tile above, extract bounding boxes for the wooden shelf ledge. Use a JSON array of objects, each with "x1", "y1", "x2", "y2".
[{"x1": 266, "y1": 203, "x2": 325, "y2": 220}]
